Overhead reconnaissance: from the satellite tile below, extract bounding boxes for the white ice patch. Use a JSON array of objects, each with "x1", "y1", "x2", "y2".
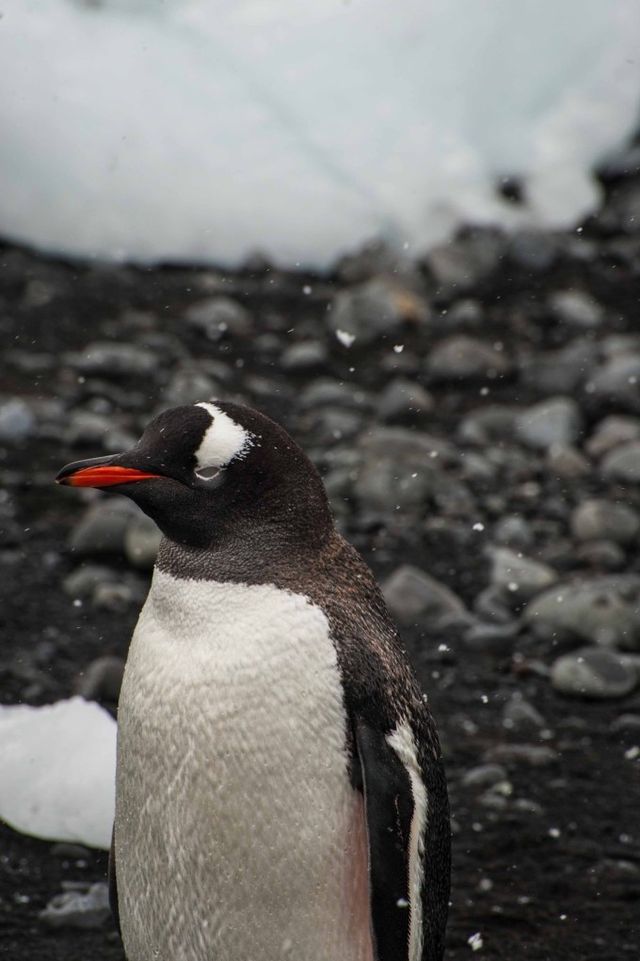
[
  {"x1": 0, "y1": 697, "x2": 116, "y2": 849},
  {"x1": 0, "y1": 1, "x2": 639, "y2": 269},
  {"x1": 387, "y1": 720, "x2": 428, "y2": 961},
  {"x1": 195, "y1": 401, "x2": 253, "y2": 468}
]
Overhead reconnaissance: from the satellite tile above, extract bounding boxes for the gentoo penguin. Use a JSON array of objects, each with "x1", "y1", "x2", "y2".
[{"x1": 56, "y1": 401, "x2": 450, "y2": 961}]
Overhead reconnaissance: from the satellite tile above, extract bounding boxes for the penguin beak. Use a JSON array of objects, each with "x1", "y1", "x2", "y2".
[{"x1": 56, "y1": 454, "x2": 162, "y2": 488}]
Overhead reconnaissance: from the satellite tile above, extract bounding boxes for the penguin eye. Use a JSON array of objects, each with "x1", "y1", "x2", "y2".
[{"x1": 194, "y1": 465, "x2": 221, "y2": 483}]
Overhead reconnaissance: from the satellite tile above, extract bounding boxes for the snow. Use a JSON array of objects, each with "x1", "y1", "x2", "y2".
[
  {"x1": 0, "y1": 1, "x2": 640, "y2": 269},
  {"x1": 0, "y1": 698, "x2": 116, "y2": 850}
]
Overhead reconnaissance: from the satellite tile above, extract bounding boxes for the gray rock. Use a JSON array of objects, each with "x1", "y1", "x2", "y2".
[
  {"x1": 69, "y1": 501, "x2": 137, "y2": 556},
  {"x1": 502, "y1": 692, "x2": 545, "y2": 731},
  {"x1": 426, "y1": 336, "x2": 511, "y2": 382},
  {"x1": 124, "y1": 514, "x2": 162, "y2": 569},
  {"x1": 354, "y1": 428, "x2": 447, "y2": 512},
  {"x1": 461, "y1": 764, "x2": 508, "y2": 788},
  {"x1": 382, "y1": 564, "x2": 469, "y2": 628},
  {"x1": 484, "y1": 744, "x2": 558, "y2": 767},
  {"x1": 570, "y1": 499, "x2": 640, "y2": 545},
  {"x1": 610, "y1": 714, "x2": 640, "y2": 732},
  {"x1": 165, "y1": 366, "x2": 220, "y2": 406},
  {"x1": 519, "y1": 339, "x2": 597, "y2": 394},
  {"x1": 546, "y1": 444, "x2": 591, "y2": 479},
  {"x1": 442, "y1": 298, "x2": 483, "y2": 329},
  {"x1": 63, "y1": 565, "x2": 117, "y2": 598},
  {"x1": 300, "y1": 378, "x2": 371, "y2": 411},
  {"x1": 75, "y1": 656, "x2": 125, "y2": 702},
  {"x1": 457, "y1": 405, "x2": 518, "y2": 445},
  {"x1": 586, "y1": 355, "x2": 640, "y2": 412},
  {"x1": 184, "y1": 296, "x2": 252, "y2": 338},
  {"x1": 601, "y1": 442, "x2": 640, "y2": 483},
  {"x1": 377, "y1": 378, "x2": 434, "y2": 424},
  {"x1": 62, "y1": 411, "x2": 113, "y2": 448},
  {"x1": 328, "y1": 278, "x2": 430, "y2": 345},
  {"x1": 551, "y1": 647, "x2": 638, "y2": 699},
  {"x1": 575, "y1": 540, "x2": 626, "y2": 571},
  {"x1": 463, "y1": 620, "x2": 520, "y2": 652},
  {"x1": 0, "y1": 398, "x2": 35, "y2": 443},
  {"x1": 524, "y1": 575, "x2": 640, "y2": 650},
  {"x1": 489, "y1": 547, "x2": 557, "y2": 601},
  {"x1": 92, "y1": 582, "x2": 137, "y2": 611},
  {"x1": 472, "y1": 586, "x2": 514, "y2": 624},
  {"x1": 67, "y1": 342, "x2": 157, "y2": 378},
  {"x1": 514, "y1": 397, "x2": 582, "y2": 450},
  {"x1": 424, "y1": 229, "x2": 504, "y2": 294},
  {"x1": 586, "y1": 416, "x2": 640, "y2": 459},
  {"x1": 507, "y1": 231, "x2": 558, "y2": 271},
  {"x1": 280, "y1": 341, "x2": 328, "y2": 372},
  {"x1": 549, "y1": 289, "x2": 604, "y2": 328},
  {"x1": 40, "y1": 882, "x2": 111, "y2": 929}
]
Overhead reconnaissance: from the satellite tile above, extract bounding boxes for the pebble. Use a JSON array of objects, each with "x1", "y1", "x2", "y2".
[
  {"x1": 514, "y1": 397, "x2": 582, "y2": 450},
  {"x1": 354, "y1": 428, "x2": 444, "y2": 512},
  {"x1": 39, "y1": 882, "x2": 111, "y2": 929},
  {"x1": 382, "y1": 564, "x2": 469, "y2": 629},
  {"x1": 124, "y1": 514, "x2": 163, "y2": 569},
  {"x1": 164, "y1": 366, "x2": 220, "y2": 406},
  {"x1": 575, "y1": 540, "x2": 626, "y2": 571},
  {"x1": 489, "y1": 547, "x2": 557, "y2": 601},
  {"x1": 570, "y1": 499, "x2": 640, "y2": 545},
  {"x1": 484, "y1": 744, "x2": 558, "y2": 766},
  {"x1": 457, "y1": 404, "x2": 518, "y2": 445},
  {"x1": 601, "y1": 441, "x2": 640, "y2": 483},
  {"x1": 461, "y1": 764, "x2": 508, "y2": 788},
  {"x1": 69, "y1": 501, "x2": 138, "y2": 556},
  {"x1": 280, "y1": 341, "x2": 328, "y2": 372},
  {"x1": 376, "y1": 378, "x2": 434, "y2": 424},
  {"x1": 66, "y1": 342, "x2": 157, "y2": 378},
  {"x1": 328, "y1": 278, "x2": 429, "y2": 345},
  {"x1": 549, "y1": 289, "x2": 604, "y2": 328},
  {"x1": 75, "y1": 656, "x2": 125, "y2": 703},
  {"x1": 0, "y1": 398, "x2": 35, "y2": 443},
  {"x1": 502, "y1": 692, "x2": 545, "y2": 731},
  {"x1": 63, "y1": 564, "x2": 118, "y2": 598},
  {"x1": 519, "y1": 339, "x2": 597, "y2": 394},
  {"x1": 426, "y1": 336, "x2": 511, "y2": 382},
  {"x1": 586, "y1": 355, "x2": 640, "y2": 412},
  {"x1": 524, "y1": 575, "x2": 640, "y2": 650},
  {"x1": 551, "y1": 647, "x2": 638, "y2": 699},
  {"x1": 546, "y1": 444, "x2": 591, "y2": 479},
  {"x1": 184, "y1": 296, "x2": 252, "y2": 338},
  {"x1": 586, "y1": 415, "x2": 640, "y2": 459},
  {"x1": 424, "y1": 229, "x2": 504, "y2": 294}
]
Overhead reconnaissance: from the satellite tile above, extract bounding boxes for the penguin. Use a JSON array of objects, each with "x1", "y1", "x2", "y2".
[{"x1": 56, "y1": 401, "x2": 450, "y2": 961}]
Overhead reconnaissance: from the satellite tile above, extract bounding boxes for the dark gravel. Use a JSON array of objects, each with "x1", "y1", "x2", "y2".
[{"x1": 2, "y1": 148, "x2": 640, "y2": 960}]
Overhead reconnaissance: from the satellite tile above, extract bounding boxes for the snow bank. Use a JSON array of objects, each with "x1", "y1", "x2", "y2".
[
  {"x1": 0, "y1": 698, "x2": 115, "y2": 850},
  {"x1": 0, "y1": 0, "x2": 639, "y2": 269}
]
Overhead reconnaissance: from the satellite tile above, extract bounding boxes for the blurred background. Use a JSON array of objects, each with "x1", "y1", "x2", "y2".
[{"x1": 1, "y1": 2, "x2": 640, "y2": 959}]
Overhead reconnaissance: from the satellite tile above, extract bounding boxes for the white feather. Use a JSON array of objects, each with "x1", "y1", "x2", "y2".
[
  {"x1": 116, "y1": 568, "x2": 373, "y2": 961},
  {"x1": 194, "y1": 401, "x2": 253, "y2": 468},
  {"x1": 387, "y1": 720, "x2": 428, "y2": 961}
]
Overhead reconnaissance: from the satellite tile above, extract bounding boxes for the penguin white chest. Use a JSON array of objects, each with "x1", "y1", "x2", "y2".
[{"x1": 115, "y1": 569, "x2": 372, "y2": 961}]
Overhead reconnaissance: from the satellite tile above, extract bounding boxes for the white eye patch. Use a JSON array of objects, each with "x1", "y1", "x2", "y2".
[{"x1": 194, "y1": 402, "x2": 254, "y2": 469}]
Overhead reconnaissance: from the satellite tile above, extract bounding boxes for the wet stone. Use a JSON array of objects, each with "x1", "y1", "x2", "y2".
[
  {"x1": 551, "y1": 647, "x2": 638, "y2": 699},
  {"x1": 66, "y1": 342, "x2": 157, "y2": 378},
  {"x1": 461, "y1": 764, "x2": 508, "y2": 789},
  {"x1": 570, "y1": 499, "x2": 640, "y2": 545},
  {"x1": 184, "y1": 296, "x2": 253, "y2": 338},
  {"x1": 328, "y1": 278, "x2": 430, "y2": 345},
  {"x1": 382, "y1": 564, "x2": 469, "y2": 629},
  {"x1": 377, "y1": 378, "x2": 434, "y2": 424},
  {"x1": 524, "y1": 576, "x2": 640, "y2": 650},
  {"x1": 124, "y1": 514, "x2": 162, "y2": 569},
  {"x1": 586, "y1": 355, "x2": 640, "y2": 413},
  {"x1": 75, "y1": 656, "x2": 125, "y2": 703},
  {"x1": 40, "y1": 882, "x2": 111, "y2": 929},
  {"x1": 69, "y1": 501, "x2": 138, "y2": 556},
  {"x1": 502, "y1": 692, "x2": 545, "y2": 731},
  {"x1": 601, "y1": 441, "x2": 640, "y2": 484},
  {"x1": 426, "y1": 335, "x2": 511, "y2": 382},
  {"x1": 585, "y1": 415, "x2": 640, "y2": 459},
  {"x1": 514, "y1": 397, "x2": 582, "y2": 451},
  {"x1": 489, "y1": 547, "x2": 557, "y2": 601},
  {"x1": 280, "y1": 341, "x2": 328, "y2": 372},
  {"x1": 549, "y1": 289, "x2": 604, "y2": 328},
  {"x1": 0, "y1": 398, "x2": 35, "y2": 443}
]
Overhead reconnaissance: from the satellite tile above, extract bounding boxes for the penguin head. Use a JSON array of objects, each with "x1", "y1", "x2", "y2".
[{"x1": 56, "y1": 401, "x2": 331, "y2": 547}]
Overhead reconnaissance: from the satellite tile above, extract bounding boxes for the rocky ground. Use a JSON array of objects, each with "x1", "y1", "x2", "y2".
[{"x1": 2, "y1": 145, "x2": 640, "y2": 960}]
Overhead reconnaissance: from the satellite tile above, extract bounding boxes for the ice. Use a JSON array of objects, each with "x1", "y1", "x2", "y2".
[
  {"x1": 0, "y1": 1, "x2": 639, "y2": 269},
  {"x1": 0, "y1": 698, "x2": 116, "y2": 850}
]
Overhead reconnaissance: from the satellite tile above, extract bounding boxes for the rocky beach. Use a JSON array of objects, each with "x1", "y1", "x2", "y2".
[{"x1": 1, "y1": 144, "x2": 640, "y2": 959}]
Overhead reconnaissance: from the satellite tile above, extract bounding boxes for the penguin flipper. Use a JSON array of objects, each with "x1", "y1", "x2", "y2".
[
  {"x1": 354, "y1": 720, "x2": 414, "y2": 961},
  {"x1": 108, "y1": 826, "x2": 122, "y2": 937}
]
